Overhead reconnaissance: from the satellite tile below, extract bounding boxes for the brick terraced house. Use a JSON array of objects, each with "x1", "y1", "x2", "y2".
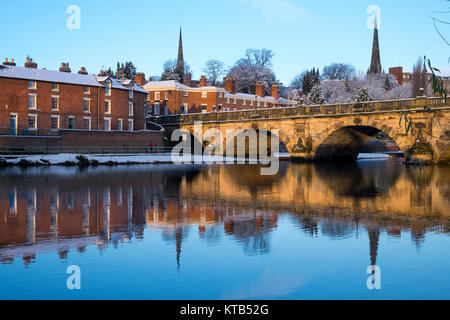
[
  {"x1": 0, "y1": 57, "x2": 164, "y2": 150},
  {"x1": 144, "y1": 76, "x2": 295, "y2": 116}
]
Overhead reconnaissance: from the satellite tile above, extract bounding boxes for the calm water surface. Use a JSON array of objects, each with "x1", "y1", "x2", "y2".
[{"x1": 0, "y1": 160, "x2": 449, "y2": 300}]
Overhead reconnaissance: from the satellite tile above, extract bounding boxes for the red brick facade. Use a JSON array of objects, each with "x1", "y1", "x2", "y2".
[
  {"x1": 0, "y1": 61, "x2": 148, "y2": 136},
  {"x1": 144, "y1": 77, "x2": 294, "y2": 116}
]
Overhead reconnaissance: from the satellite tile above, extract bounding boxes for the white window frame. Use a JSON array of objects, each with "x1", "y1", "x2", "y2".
[
  {"x1": 165, "y1": 92, "x2": 169, "y2": 101},
  {"x1": 51, "y1": 115, "x2": 60, "y2": 130},
  {"x1": 29, "y1": 80, "x2": 37, "y2": 89},
  {"x1": 51, "y1": 95, "x2": 60, "y2": 111},
  {"x1": 105, "y1": 99, "x2": 111, "y2": 114},
  {"x1": 154, "y1": 103, "x2": 160, "y2": 115},
  {"x1": 128, "y1": 102, "x2": 134, "y2": 116},
  {"x1": 83, "y1": 117, "x2": 91, "y2": 130},
  {"x1": 104, "y1": 117, "x2": 112, "y2": 131},
  {"x1": 28, "y1": 114, "x2": 38, "y2": 130},
  {"x1": 105, "y1": 81, "x2": 112, "y2": 96},
  {"x1": 52, "y1": 83, "x2": 59, "y2": 91},
  {"x1": 184, "y1": 91, "x2": 188, "y2": 97},
  {"x1": 83, "y1": 98, "x2": 91, "y2": 113},
  {"x1": 201, "y1": 104, "x2": 208, "y2": 113},
  {"x1": 202, "y1": 92, "x2": 207, "y2": 98},
  {"x1": 129, "y1": 89, "x2": 134, "y2": 99},
  {"x1": 28, "y1": 94, "x2": 37, "y2": 110},
  {"x1": 155, "y1": 92, "x2": 161, "y2": 101},
  {"x1": 128, "y1": 119, "x2": 134, "y2": 131},
  {"x1": 84, "y1": 86, "x2": 91, "y2": 94}
]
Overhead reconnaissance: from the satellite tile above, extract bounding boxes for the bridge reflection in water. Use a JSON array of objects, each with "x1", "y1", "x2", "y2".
[{"x1": 0, "y1": 162, "x2": 449, "y2": 270}]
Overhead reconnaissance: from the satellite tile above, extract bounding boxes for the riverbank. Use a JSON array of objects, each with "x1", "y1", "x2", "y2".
[{"x1": 0, "y1": 154, "x2": 275, "y2": 167}]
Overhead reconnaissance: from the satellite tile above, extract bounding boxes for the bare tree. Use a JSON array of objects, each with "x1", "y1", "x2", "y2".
[
  {"x1": 412, "y1": 57, "x2": 428, "y2": 97},
  {"x1": 322, "y1": 63, "x2": 356, "y2": 80},
  {"x1": 203, "y1": 60, "x2": 225, "y2": 86},
  {"x1": 228, "y1": 48, "x2": 277, "y2": 94},
  {"x1": 162, "y1": 59, "x2": 191, "y2": 82}
]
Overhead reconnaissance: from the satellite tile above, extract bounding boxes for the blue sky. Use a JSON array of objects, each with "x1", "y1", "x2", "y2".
[{"x1": 0, "y1": 0, "x2": 448, "y2": 85}]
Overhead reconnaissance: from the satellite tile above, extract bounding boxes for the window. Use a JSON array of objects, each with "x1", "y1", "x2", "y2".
[
  {"x1": 165, "y1": 92, "x2": 169, "y2": 101},
  {"x1": 165, "y1": 106, "x2": 169, "y2": 115},
  {"x1": 68, "y1": 117, "x2": 75, "y2": 129},
  {"x1": 29, "y1": 81, "x2": 37, "y2": 89},
  {"x1": 28, "y1": 94, "x2": 37, "y2": 109},
  {"x1": 226, "y1": 98, "x2": 230, "y2": 104},
  {"x1": 84, "y1": 86, "x2": 90, "y2": 94},
  {"x1": 202, "y1": 104, "x2": 207, "y2": 113},
  {"x1": 250, "y1": 100, "x2": 253, "y2": 106},
  {"x1": 233, "y1": 99, "x2": 236, "y2": 105},
  {"x1": 154, "y1": 103, "x2": 160, "y2": 115},
  {"x1": 51, "y1": 116, "x2": 60, "y2": 130},
  {"x1": 218, "y1": 104, "x2": 222, "y2": 111},
  {"x1": 219, "y1": 92, "x2": 223, "y2": 98},
  {"x1": 28, "y1": 114, "x2": 37, "y2": 130},
  {"x1": 104, "y1": 118, "x2": 111, "y2": 131},
  {"x1": 83, "y1": 117, "x2": 91, "y2": 130},
  {"x1": 182, "y1": 103, "x2": 188, "y2": 114},
  {"x1": 128, "y1": 102, "x2": 134, "y2": 116},
  {"x1": 257, "y1": 101, "x2": 261, "y2": 107},
  {"x1": 105, "y1": 81, "x2": 111, "y2": 96},
  {"x1": 128, "y1": 119, "x2": 134, "y2": 131},
  {"x1": 51, "y1": 96, "x2": 59, "y2": 110},
  {"x1": 105, "y1": 100, "x2": 111, "y2": 114},
  {"x1": 184, "y1": 91, "x2": 188, "y2": 97},
  {"x1": 118, "y1": 119, "x2": 123, "y2": 131},
  {"x1": 52, "y1": 83, "x2": 59, "y2": 91},
  {"x1": 244, "y1": 100, "x2": 247, "y2": 105},
  {"x1": 155, "y1": 92, "x2": 160, "y2": 101},
  {"x1": 202, "y1": 92, "x2": 207, "y2": 98},
  {"x1": 129, "y1": 89, "x2": 133, "y2": 99},
  {"x1": 147, "y1": 106, "x2": 153, "y2": 117},
  {"x1": 84, "y1": 99, "x2": 90, "y2": 112}
]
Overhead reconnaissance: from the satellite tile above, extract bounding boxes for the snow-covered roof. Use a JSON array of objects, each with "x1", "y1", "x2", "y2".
[
  {"x1": 0, "y1": 65, "x2": 102, "y2": 87},
  {"x1": 143, "y1": 80, "x2": 190, "y2": 90}
]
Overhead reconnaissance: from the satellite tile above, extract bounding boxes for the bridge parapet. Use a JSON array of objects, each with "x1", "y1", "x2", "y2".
[{"x1": 152, "y1": 97, "x2": 447, "y2": 125}]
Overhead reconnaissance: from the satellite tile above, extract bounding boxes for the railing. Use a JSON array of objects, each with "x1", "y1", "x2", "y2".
[
  {"x1": 151, "y1": 97, "x2": 447, "y2": 125},
  {"x1": 0, "y1": 128, "x2": 61, "y2": 137},
  {"x1": 0, "y1": 146, "x2": 173, "y2": 156}
]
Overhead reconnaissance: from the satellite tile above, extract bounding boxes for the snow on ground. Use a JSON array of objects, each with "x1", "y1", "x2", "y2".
[
  {"x1": 357, "y1": 153, "x2": 390, "y2": 160},
  {"x1": 0, "y1": 153, "x2": 278, "y2": 166}
]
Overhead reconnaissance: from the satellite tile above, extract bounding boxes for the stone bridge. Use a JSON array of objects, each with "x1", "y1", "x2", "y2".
[{"x1": 153, "y1": 97, "x2": 450, "y2": 163}]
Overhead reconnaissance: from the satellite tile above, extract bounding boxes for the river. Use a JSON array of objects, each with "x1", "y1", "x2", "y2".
[{"x1": 0, "y1": 159, "x2": 449, "y2": 299}]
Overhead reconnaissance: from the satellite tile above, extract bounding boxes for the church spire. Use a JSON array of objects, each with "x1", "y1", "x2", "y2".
[
  {"x1": 176, "y1": 28, "x2": 185, "y2": 80},
  {"x1": 368, "y1": 15, "x2": 382, "y2": 74}
]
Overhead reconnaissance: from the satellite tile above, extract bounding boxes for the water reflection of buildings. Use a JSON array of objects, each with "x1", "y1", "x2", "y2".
[{"x1": 0, "y1": 162, "x2": 449, "y2": 269}]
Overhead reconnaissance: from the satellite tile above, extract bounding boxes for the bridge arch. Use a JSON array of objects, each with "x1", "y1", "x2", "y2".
[{"x1": 313, "y1": 125, "x2": 404, "y2": 162}]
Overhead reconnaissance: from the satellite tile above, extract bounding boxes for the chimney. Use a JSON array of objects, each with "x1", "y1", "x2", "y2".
[
  {"x1": 199, "y1": 75, "x2": 208, "y2": 87},
  {"x1": 149, "y1": 77, "x2": 153, "y2": 82},
  {"x1": 59, "y1": 62, "x2": 71, "y2": 73},
  {"x1": 135, "y1": 72, "x2": 146, "y2": 86},
  {"x1": 121, "y1": 74, "x2": 126, "y2": 81},
  {"x1": 224, "y1": 77, "x2": 236, "y2": 94},
  {"x1": 389, "y1": 67, "x2": 403, "y2": 86},
  {"x1": 3, "y1": 58, "x2": 16, "y2": 66},
  {"x1": 256, "y1": 81, "x2": 265, "y2": 98},
  {"x1": 271, "y1": 83, "x2": 280, "y2": 99},
  {"x1": 78, "y1": 67, "x2": 88, "y2": 75},
  {"x1": 24, "y1": 56, "x2": 38, "y2": 69}
]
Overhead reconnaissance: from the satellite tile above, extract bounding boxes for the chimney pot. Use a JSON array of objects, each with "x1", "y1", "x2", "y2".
[{"x1": 24, "y1": 56, "x2": 38, "y2": 69}]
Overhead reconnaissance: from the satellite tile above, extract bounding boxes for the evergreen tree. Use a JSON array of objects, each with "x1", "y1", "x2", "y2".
[
  {"x1": 354, "y1": 87, "x2": 373, "y2": 103},
  {"x1": 302, "y1": 68, "x2": 321, "y2": 95},
  {"x1": 309, "y1": 84, "x2": 326, "y2": 105}
]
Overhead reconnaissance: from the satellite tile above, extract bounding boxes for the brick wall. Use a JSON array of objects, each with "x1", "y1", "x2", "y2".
[{"x1": 0, "y1": 77, "x2": 147, "y2": 132}]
